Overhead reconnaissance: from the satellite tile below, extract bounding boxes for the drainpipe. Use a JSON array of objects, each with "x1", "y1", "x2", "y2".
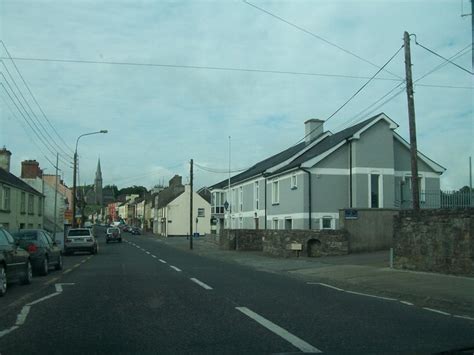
[
  {"x1": 300, "y1": 168, "x2": 312, "y2": 230},
  {"x1": 349, "y1": 139, "x2": 353, "y2": 208}
]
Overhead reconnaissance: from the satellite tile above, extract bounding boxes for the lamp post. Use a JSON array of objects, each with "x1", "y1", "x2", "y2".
[{"x1": 72, "y1": 130, "x2": 108, "y2": 228}]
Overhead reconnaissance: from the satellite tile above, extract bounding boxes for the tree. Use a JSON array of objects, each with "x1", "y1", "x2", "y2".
[{"x1": 117, "y1": 185, "x2": 148, "y2": 198}]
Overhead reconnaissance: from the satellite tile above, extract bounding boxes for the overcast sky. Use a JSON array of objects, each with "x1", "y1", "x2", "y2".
[{"x1": 0, "y1": 0, "x2": 472, "y2": 191}]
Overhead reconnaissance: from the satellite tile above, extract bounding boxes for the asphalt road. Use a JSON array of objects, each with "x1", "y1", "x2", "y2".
[{"x1": 1, "y1": 229, "x2": 473, "y2": 354}]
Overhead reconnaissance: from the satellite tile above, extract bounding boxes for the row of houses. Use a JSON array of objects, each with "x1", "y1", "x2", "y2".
[
  {"x1": 208, "y1": 113, "x2": 446, "y2": 234},
  {"x1": 0, "y1": 147, "x2": 71, "y2": 233},
  {"x1": 103, "y1": 175, "x2": 211, "y2": 237}
]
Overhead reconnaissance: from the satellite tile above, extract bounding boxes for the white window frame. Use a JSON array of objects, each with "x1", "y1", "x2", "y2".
[
  {"x1": 3, "y1": 187, "x2": 10, "y2": 211},
  {"x1": 404, "y1": 173, "x2": 426, "y2": 203},
  {"x1": 272, "y1": 180, "x2": 280, "y2": 204},
  {"x1": 239, "y1": 186, "x2": 243, "y2": 212},
  {"x1": 272, "y1": 218, "x2": 279, "y2": 230},
  {"x1": 239, "y1": 217, "x2": 243, "y2": 229},
  {"x1": 368, "y1": 173, "x2": 383, "y2": 208},
  {"x1": 321, "y1": 216, "x2": 333, "y2": 229},
  {"x1": 254, "y1": 181, "x2": 259, "y2": 210},
  {"x1": 291, "y1": 174, "x2": 297, "y2": 189}
]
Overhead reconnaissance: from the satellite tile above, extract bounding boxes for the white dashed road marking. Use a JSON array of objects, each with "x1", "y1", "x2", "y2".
[
  {"x1": 236, "y1": 307, "x2": 322, "y2": 353},
  {"x1": 151, "y1": 255, "x2": 157, "y2": 258},
  {"x1": 146, "y1": 251, "x2": 151, "y2": 255},
  {"x1": 159, "y1": 259, "x2": 167, "y2": 264},
  {"x1": 190, "y1": 278, "x2": 213, "y2": 290},
  {"x1": 169, "y1": 265, "x2": 182, "y2": 272},
  {"x1": 423, "y1": 307, "x2": 451, "y2": 316}
]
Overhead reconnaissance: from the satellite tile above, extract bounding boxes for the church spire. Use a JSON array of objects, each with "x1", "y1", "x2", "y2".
[{"x1": 96, "y1": 158, "x2": 102, "y2": 180}]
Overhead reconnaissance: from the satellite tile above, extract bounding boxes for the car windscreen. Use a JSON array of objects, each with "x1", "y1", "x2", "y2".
[
  {"x1": 68, "y1": 229, "x2": 91, "y2": 236},
  {"x1": 12, "y1": 231, "x2": 38, "y2": 240}
]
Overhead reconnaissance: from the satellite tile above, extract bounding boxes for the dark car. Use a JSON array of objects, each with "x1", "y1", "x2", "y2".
[
  {"x1": 130, "y1": 227, "x2": 141, "y2": 235},
  {"x1": 12, "y1": 229, "x2": 63, "y2": 276},
  {"x1": 0, "y1": 227, "x2": 32, "y2": 297}
]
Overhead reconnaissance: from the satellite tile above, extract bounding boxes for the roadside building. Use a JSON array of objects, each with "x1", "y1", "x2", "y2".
[
  {"x1": 209, "y1": 113, "x2": 445, "y2": 233},
  {"x1": 0, "y1": 148, "x2": 44, "y2": 232}
]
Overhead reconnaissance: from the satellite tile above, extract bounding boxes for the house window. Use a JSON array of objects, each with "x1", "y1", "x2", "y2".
[
  {"x1": 322, "y1": 216, "x2": 332, "y2": 229},
  {"x1": 198, "y1": 208, "x2": 205, "y2": 217},
  {"x1": 3, "y1": 187, "x2": 10, "y2": 211},
  {"x1": 369, "y1": 174, "x2": 382, "y2": 208},
  {"x1": 239, "y1": 186, "x2": 243, "y2": 212},
  {"x1": 254, "y1": 181, "x2": 259, "y2": 210},
  {"x1": 38, "y1": 197, "x2": 42, "y2": 216},
  {"x1": 402, "y1": 175, "x2": 425, "y2": 203},
  {"x1": 285, "y1": 218, "x2": 292, "y2": 230},
  {"x1": 272, "y1": 181, "x2": 279, "y2": 204},
  {"x1": 28, "y1": 194, "x2": 34, "y2": 214},
  {"x1": 291, "y1": 174, "x2": 297, "y2": 189},
  {"x1": 21, "y1": 192, "x2": 26, "y2": 213},
  {"x1": 272, "y1": 218, "x2": 279, "y2": 230}
]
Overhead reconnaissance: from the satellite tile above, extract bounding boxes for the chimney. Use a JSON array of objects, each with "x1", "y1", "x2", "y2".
[
  {"x1": 21, "y1": 160, "x2": 42, "y2": 179},
  {"x1": 169, "y1": 175, "x2": 182, "y2": 187},
  {"x1": 0, "y1": 147, "x2": 12, "y2": 172},
  {"x1": 304, "y1": 119, "x2": 324, "y2": 144}
]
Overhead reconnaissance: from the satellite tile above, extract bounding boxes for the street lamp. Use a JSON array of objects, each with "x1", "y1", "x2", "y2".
[{"x1": 72, "y1": 130, "x2": 108, "y2": 228}]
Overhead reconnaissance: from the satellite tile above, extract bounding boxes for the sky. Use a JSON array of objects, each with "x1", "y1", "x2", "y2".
[{"x1": 0, "y1": 0, "x2": 472, "y2": 191}]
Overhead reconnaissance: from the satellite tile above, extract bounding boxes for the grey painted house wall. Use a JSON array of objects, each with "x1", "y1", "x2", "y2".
[{"x1": 210, "y1": 114, "x2": 445, "y2": 231}]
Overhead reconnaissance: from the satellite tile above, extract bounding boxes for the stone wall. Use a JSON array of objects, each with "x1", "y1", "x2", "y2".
[
  {"x1": 339, "y1": 208, "x2": 399, "y2": 253},
  {"x1": 220, "y1": 229, "x2": 348, "y2": 258},
  {"x1": 393, "y1": 208, "x2": 474, "y2": 275}
]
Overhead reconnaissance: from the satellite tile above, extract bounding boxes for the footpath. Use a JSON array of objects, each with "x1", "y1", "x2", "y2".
[{"x1": 144, "y1": 234, "x2": 474, "y2": 318}]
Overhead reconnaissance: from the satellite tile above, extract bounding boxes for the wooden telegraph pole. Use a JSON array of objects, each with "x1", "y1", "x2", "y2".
[
  {"x1": 404, "y1": 31, "x2": 420, "y2": 211},
  {"x1": 189, "y1": 159, "x2": 193, "y2": 250}
]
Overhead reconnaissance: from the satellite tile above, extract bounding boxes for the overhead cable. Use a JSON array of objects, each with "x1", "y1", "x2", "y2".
[{"x1": 242, "y1": 0, "x2": 404, "y2": 80}]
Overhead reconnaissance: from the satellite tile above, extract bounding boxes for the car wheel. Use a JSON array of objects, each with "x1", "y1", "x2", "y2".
[
  {"x1": 119, "y1": 238, "x2": 122, "y2": 243},
  {"x1": 21, "y1": 261, "x2": 32, "y2": 285},
  {"x1": 40, "y1": 257, "x2": 49, "y2": 276},
  {"x1": 0, "y1": 265, "x2": 7, "y2": 297},
  {"x1": 55, "y1": 254, "x2": 63, "y2": 271}
]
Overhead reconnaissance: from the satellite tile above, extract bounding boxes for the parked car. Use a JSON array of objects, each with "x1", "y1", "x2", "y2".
[
  {"x1": 64, "y1": 228, "x2": 98, "y2": 255},
  {"x1": 130, "y1": 227, "x2": 141, "y2": 235},
  {"x1": 106, "y1": 227, "x2": 122, "y2": 243},
  {"x1": 123, "y1": 225, "x2": 131, "y2": 232},
  {"x1": 12, "y1": 229, "x2": 63, "y2": 276},
  {"x1": 0, "y1": 227, "x2": 32, "y2": 297}
]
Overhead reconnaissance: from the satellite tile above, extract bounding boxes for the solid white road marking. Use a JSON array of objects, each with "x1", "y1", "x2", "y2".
[
  {"x1": 309, "y1": 282, "x2": 344, "y2": 291},
  {"x1": 190, "y1": 278, "x2": 213, "y2": 290},
  {"x1": 423, "y1": 307, "x2": 451, "y2": 316},
  {"x1": 55, "y1": 283, "x2": 75, "y2": 293},
  {"x1": 345, "y1": 290, "x2": 397, "y2": 301},
  {"x1": 453, "y1": 315, "x2": 474, "y2": 321},
  {"x1": 159, "y1": 259, "x2": 167, "y2": 264},
  {"x1": 400, "y1": 301, "x2": 414, "y2": 306},
  {"x1": 15, "y1": 305, "x2": 31, "y2": 325},
  {"x1": 0, "y1": 326, "x2": 19, "y2": 338},
  {"x1": 236, "y1": 307, "x2": 322, "y2": 353},
  {"x1": 169, "y1": 265, "x2": 182, "y2": 272},
  {"x1": 27, "y1": 292, "x2": 61, "y2": 306}
]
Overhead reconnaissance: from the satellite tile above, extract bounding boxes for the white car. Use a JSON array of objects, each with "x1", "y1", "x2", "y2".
[{"x1": 64, "y1": 228, "x2": 98, "y2": 255}]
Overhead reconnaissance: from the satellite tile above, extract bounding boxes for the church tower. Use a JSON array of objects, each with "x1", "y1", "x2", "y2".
[{"x1": 94, "y1": 158, "x2": 103, "y2": 206}]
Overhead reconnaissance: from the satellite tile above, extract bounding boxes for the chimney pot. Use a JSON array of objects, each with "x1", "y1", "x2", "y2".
[{"x1": 304, "y1": 119, "x2": 324, "y2": 144}]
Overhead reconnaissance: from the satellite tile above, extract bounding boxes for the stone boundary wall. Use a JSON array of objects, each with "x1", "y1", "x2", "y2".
[
  {"x1": 220, "y1": 229, "x2": 348, "y2": 258},
  {"x1": 393, "y1": 208, "x2": 473, "y2": 275}
]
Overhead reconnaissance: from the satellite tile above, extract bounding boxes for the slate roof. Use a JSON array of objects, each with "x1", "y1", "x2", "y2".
[
  {"x1": 210, "y1": 113, "x2": 385, "y2": 189},
  {"x1": 0, "y1": 168, "x2": 43, "y2": 196}
]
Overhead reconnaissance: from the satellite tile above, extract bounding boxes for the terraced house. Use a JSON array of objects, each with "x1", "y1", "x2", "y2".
[
  {"x1": 209, "y1": 113, "x2": 445, "y2": 233},
  {"x1": 0, "y1": 148, "x2": 44, "y2": 232}
]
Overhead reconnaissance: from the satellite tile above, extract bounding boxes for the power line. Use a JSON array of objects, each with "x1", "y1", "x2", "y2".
[
  {"x1": 0, "y1": 91, "x2": 58, "y2": 169},
  {"x1": 414, "y1": 39, "x2": 473, "y2": 75},
  {"x1": 295, "y1": 45, "x2": 404, "y2": 145},
  {"x1": 242, "y1": 0, "x2": 404, "y2": 80},
  {"x1": 0, "y1": 41, "x2": 75, "y2": 155},
  {"x1": 0, "y1": 61, "x2": 73, "y2": 160},
  {"x1": 0, "y1": 77, "x2": 71, "y2": 166},
  {"x1": 0, "y1": 55, "x2": 403, "y2": 83},
  {"x1": 194, "y1": 162, "x2": 250, "y2": 174}
]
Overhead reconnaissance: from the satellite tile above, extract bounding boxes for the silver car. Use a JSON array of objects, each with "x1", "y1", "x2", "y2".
[{"x1": 64, "y1": 228, "x2": 98, "y2": 255}]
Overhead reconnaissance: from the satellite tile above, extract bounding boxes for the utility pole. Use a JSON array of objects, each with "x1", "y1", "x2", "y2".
[
  {"x1": 72, "y1": 151, "x2": 78, "y2": 227},
  {"x1": 404, "y1": 31, "x2": 420, "y2": 211},
  {"x1": 470, "y1": 156, "x2": 472, "y2": 207},
  {"x1": 189, "y1": 158, "x2": 193, "y2": 250},
  {"x1": 53, "y1": 153, "x2": 59, "y2": 240}
]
